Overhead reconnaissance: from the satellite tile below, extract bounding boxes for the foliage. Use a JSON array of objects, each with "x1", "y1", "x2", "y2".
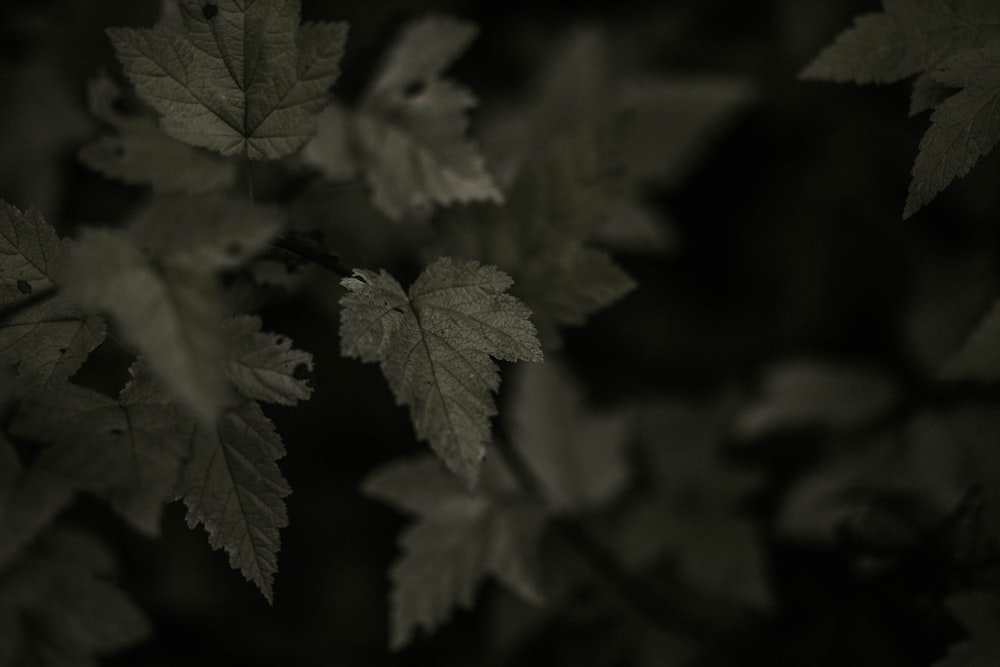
[{"x1": 1, "y1": 0, "x2": 999, "y2": 666}]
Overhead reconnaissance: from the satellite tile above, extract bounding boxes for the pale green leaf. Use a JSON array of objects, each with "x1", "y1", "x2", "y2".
[
  {"x1": 222, "y1": 315, "x2": 313, "y2": 405},
  {"x1": 800, "y1": 0, "x2": 1000, "y2": 84},
  {"x1": 734, "y1": 359, "x2": 899, "y2": 438},
  {"x1": 79, "y1": 73, "x2": 237, "y2": 193},
  {"x1": 906, "y1": 39, "x2": 1000, "y2": 217},
  {"x1": 441, "y1": 127, "x2": 635, "y2": 348},
  {"x1": 0, "y1": 201, "x2": 106, "y2": 395},
  {"x1": 340, "y1": 258, "x2": 543, "y2": 486},
  {"x1": 10, "y1": 368, "x2": 189, "y2": 535},
  {"x1": 933, "y1": 593, "x2": 1000, "y2": 667},
  {"x1": 0, "y1": 528, "x2": 150, "y2": 667},
  {"x1": 364, "y1": 455, "x2": 543, "y2": 650},
  {"x1": 177, "y1": 400, "x2": 290, "y2": 604},
  {"x1": 63, "y1": 197, "x2": 283, "y2": 419},
  {"x1": 306, "y1": 17, "x2": 501, "y2": 219},
  {"x1": 108, "y1": 0, "x2": 348, "y2": 159},
  {"x1": 65, "y1": 230, "x2": 230, "y2": 420},
  {"x1": 507, "y1": 359, "x2": 633, "y2": 513}
]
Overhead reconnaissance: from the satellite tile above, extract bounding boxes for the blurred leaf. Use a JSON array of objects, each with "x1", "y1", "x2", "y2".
[
  {"x1": 933, "y1": 592, "x2": 1000, "y2": 667},
  {"x1": 734, "y1": 359, "x2": 899, "y2": 438},
  {"x1": 79, "y1": 73, "x2": 237, "y2": 193},
  {"x1": 364, "y1": 455, "x2": 544, "y2": 650},
  {"x1": 11, "y1": 365, "x2": 189, "y2": 535},
  {"x1": 0, "y1": 528, "x2": 150, "y2": 667},
  {"x1": 507, "y1": 358, "x2": 633, "y2": 513},
  {"x1": 63, "y1": 196, "x2": 283, "y2": 420},
  {"x1": 441, "y1": 127, "x2": 635, "y2": 348},
  {"x1": 305, "y1": 17, "x2": 501, "y2": 219}
]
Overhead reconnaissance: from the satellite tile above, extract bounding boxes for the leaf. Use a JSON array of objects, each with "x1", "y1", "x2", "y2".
[
  {"x1": 906, "y1": 39, "x2": 1000, "y2": 217},
  {"x1": 733, "y1": 359, "x2": 899, "y2": 438},
  {"x1": 933, "y1": 593, "x2": 1000, "y2": 667},
  {"x1": 63, "y1": 196, "x2": 283, "y2": 419},
  {"x1": 942, "y1": 294, "x2": 1000, "y2": 379},
  {"x1": 108, "y1": 0, "x2": 348, "y2": 159},
  {"x1": 0, "y1": 435, "x2": 75, "y2": 567},
  {"x1": 10, "y1": 367, "x2": 189, "y2": 535},
  {"x1": 79, "y1": 73, "x2": 237, "y2": 193},
  {"x1": 364, "y1": 455, "x2": 544, "y2": 650},
  {"x1": 176, "y1": 400, "x2": 290, "y2": 604},
  {"x1": 617, "y1": 401, "x2": 770, "y2": 608},
  {"x1": 340, "y1": 258, "x2": 543, "y2": 487},
  {"x1": 441, "y1": 127, "x2": 635, "y2": 347},
  {"x1": 800, "y1": 0, "x2": 1000, "y2": 85},
  {"x1": 507, "y1": 358, "x2": 633, "y2": 513},
  {"x1": 305, "y1": 17, "x2": 502, "y2": 219},
  {"x1": 0, "y1": 201, "x2": 106, "y2": 396},
  {"x1": 222, "y1": 315, "x2": 313, "y2": 405},
  {"x1": 0, "y1": 528, "x2": 150, "y2": 667}
]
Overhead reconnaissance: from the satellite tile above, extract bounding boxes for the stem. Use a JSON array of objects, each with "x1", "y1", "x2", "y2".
[
  {"x1": 244, "y1": 148, "x2": 255, "y2": 204},
  {"x1": 269, "y1": 235, "x2": 352, "y2": 279},
  {"x1": 491, "y1": 436, "x2": 763, "y2": 647}
]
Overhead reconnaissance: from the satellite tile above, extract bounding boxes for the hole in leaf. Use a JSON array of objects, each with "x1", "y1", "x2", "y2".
[
  {"x1": 109, "y1": 428, "x2": 123, "y2": 436},
  {"x1": 202, "y1": 3, "x2": 218, "y2": 20},
  {"x1": 293, "y1": 363, "x2": 311, "y2": 381},
  {"x1": 16, "y1": 280, "x2": 31, "y2": 295},
  {"x1": 58, "y1": 348, "x2": 67, "y2": 354},
  {"x1": 402, "y1": 79, "x2": 426, "y2": 98},
  {"x1": 275, "y1": 337, "x2": 286, "y2": 346}
]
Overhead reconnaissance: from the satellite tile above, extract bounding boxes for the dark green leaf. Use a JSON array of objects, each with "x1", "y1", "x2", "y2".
[
  {"x1": 340, "y1": 258, "x2": 543, "y2": 487},
  {"x1": 108, "y1": 0, "x2": 348, "y2": 159}
]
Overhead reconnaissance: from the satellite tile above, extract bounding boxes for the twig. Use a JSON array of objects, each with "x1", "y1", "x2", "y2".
[{"x1": 269, "y1": 235, "x2": 353, "y2": 279}]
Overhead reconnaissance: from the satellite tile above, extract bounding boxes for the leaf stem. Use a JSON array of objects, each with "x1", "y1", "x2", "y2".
[{"x1": 269, "y1": 235, "x2": 352, "y2": 279}]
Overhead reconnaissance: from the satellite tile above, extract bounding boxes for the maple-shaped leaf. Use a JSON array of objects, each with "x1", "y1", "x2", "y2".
[
  {"x1": 63, "y1": 196, "x2": 283, "y2": 419},
  {"x1": 906, "y1": 39, "x2": 1000, "y2": 217},
  {"x1": 0, "y1": 201, "x2": 106, "y2": 396},
  {"x1": 79, "y1": 73, "x2": 237, "y2": 193},
  {"x1": 0, "y1": 435, "x2": 75, "y2": 568},
  {"x1": 507, "y1": 358, "x2": 633, "y2": 513},
  {"x1": 10, "y1": 366, "x2": 189, "y2": 535},
  {"x1": 304, "y1": 17, "x2": 502, "y2": 220},
  {"x1": 364, "y1": 455, "x2": 544, "y2": 650},
  {"x1": 222, "y1": 315, "x2": 313, "y2": 405},
  {"x1": 340, "y1": 258, "x2": 543, "y2": 487},
  {"x1": 0, "y1": 528, "x2": 150, "y2": 666},
  {"x1": 800, "y1": 0, "x2": 1000, "y2": 85},
  {"x1": 933, "y1": 592, "x2": 1000, "y2": 666},
  {"x1": 616, "y1": 401, "x2": 771, "y2": 608},
  {"x1": 176, "y1": 399, "x2": 290, "y2": 604},
  {"x1": 108, "y1": 0, "x2": 348, "y2": 160},
  {"x1": 441, "y1": 127, "x2": 635, "y2": 347}
]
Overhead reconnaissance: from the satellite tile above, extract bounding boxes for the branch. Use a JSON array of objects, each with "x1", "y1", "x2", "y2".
[{"x1": 269, "y1": 234, "x2": 352, "y2": 279}]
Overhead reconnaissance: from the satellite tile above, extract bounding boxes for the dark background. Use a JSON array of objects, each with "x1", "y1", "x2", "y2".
[{"x1": 3, "y1": 0, "x2": 999, "y2": 665}]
